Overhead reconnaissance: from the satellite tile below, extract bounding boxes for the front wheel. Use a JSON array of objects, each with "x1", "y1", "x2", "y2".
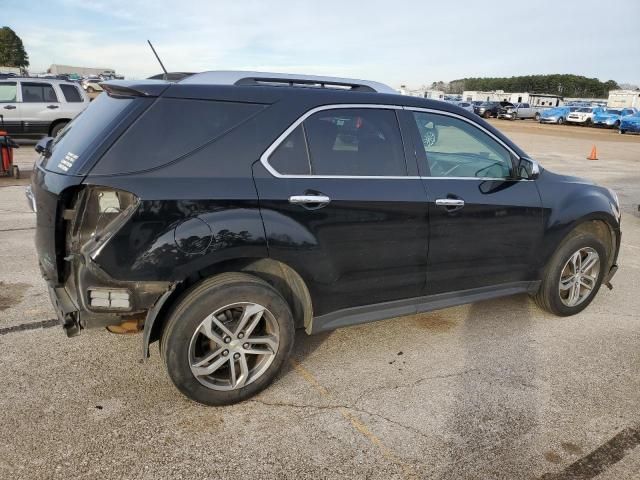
[
  {"x1": 557, "y1": 117, "x2": 564, "y2": 125},
  {"x1": 483, "y1": 111, "x2": 492, "y2": 119},
  {"x1": 161, "y1": 273, "x2": 295, "y2": 405},
  {"x1": 534, "y1": 232, "x2": 607, "y2": 316}
]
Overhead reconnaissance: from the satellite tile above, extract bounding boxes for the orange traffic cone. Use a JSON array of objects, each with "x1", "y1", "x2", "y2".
[{"x1": 587, "y1": 145, "x2": 598, "y2": 160}]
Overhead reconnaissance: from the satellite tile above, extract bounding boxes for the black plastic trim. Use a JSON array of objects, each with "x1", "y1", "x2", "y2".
[{"x1": 310, "y1": 281, "x2": 541, "y2": 333}]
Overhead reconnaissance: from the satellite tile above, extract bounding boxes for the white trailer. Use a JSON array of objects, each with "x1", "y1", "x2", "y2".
[{"x1": 607, "y1": 90, "x2": 640, "y2": 109}]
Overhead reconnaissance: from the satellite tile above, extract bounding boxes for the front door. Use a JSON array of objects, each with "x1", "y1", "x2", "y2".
[
  {"x1": 253, "y1": 106, "x2": 430, "y2": 317},
  {"x1": 0, "y1": 81, "x2": 21, "y2": 134},
  {"x1": 404, "y1": 109, "x2": 544, "y2": 295}
]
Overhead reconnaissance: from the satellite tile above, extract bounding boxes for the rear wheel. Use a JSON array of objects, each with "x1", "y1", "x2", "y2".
[
  {"x1": 534, "y1": 112, "x2": 540, "y2": 121},
  {"x1": 161, "y1": 273, "x2": 295, "y2": 405},
  {"x1": 483, "y1": 111, "x2": 491, "y2": 119},
  {"x1": 557, "y1": 117, "x2": 564, "y2": 125},
  {"x1": 585, "y1": 118, "x2": 592, "y2": 127},
  {"x1": 50, "y1": 121, "x2": 68, "y2": 138},
  {"x1": 534, "y1": 232, "x2": 606, "y2": 316}
]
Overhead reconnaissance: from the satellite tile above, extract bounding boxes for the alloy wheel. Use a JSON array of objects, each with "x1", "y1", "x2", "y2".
[
  {"x1": 188, "y1": 302, "x2": 280, "y2": 391},
  {"x1": 558, "y1": 247, "x2": 600, "y2": 307}
]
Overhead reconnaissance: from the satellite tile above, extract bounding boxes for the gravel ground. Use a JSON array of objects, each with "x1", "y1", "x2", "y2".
[{"x1": 1, "y1": 120, "x2": 639, "y2": 480}]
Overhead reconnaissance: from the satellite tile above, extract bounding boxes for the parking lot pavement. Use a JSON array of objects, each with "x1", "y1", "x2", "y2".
[{"x1": 1, "y1": 123, "x2": 639, "y2": 479}]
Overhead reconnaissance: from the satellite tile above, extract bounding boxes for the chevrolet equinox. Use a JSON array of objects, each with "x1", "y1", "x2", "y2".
[{"x1": 27, "y1": 71, "x2": 621, "y2": 405}]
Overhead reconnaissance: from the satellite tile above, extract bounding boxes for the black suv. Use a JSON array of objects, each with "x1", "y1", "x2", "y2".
[
  {"x1": 28, "y1": 71, "x2": 621, "y2": 405},
  {"x1": 475, "y1": 101, "x2": 513, "y2": 119}
]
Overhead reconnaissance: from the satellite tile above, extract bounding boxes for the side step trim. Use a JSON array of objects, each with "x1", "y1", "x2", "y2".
[{"x1": 310, "y1": 281, "x2": 540, "y2": 334}]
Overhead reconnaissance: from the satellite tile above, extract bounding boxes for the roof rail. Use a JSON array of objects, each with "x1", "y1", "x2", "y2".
[{"x1": 179, "y1": 70, "x2": 397, "y2": 94}]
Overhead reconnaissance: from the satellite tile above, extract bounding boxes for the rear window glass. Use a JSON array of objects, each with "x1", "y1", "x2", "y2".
[
  {"x1": 93, "y1": 98, "x2": 264, "y2": 175},
  {"x1": 42, "y1": 93, "x2": 134, "y2": 173},
  {"x1": 269, "y1": 125, "x2": 311, "y2": 175},
  {"x1": 0, "y1": 82, "x2": 17, "y2": 102},
  {"x1": 21, "y1": 82, "x2": 58, "y2": 103},
  {"x1": 60, "y1": 84, "x2": 83, "y2": 103}
]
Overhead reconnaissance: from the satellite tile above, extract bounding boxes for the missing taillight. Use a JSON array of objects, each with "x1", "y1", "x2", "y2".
[{"x1": 76, "y1": 187, "x2": 139, "y2": 248}]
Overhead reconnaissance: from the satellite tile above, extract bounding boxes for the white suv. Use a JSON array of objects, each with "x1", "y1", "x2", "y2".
[{"x1": 0, "y1": 77, "x2": 89, "y2": 139}]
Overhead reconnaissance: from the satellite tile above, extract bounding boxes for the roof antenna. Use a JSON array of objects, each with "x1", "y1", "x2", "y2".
[{"x1": 147, "y1": 40, "x2": 168, "y2": 80}]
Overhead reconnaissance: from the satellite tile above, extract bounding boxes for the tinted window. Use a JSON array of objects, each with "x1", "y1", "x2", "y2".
[
  {"x1": 95, "y1": 98, "x2": 264, "y2": 174},
  {"x1": 304, "y1": 108, "x2": 406, "y2": 176},
  {"x1": 412, "y1": 112, "x2": 512, "y2": 178},
  {"x1": 21, "y1": 82, "x2": 58, "y2": 103},
  {"x1": 60, "y1": 84, "x2": 83, "y2": 103},
  {"x1": 43, "y1": 93, "x2": 134, "y2": 173},
  {"x1": 0, "y1": 82, "x2": 17, "y2": 102},
  {"x1": 269, "y1": 125, "x2": 311, "y2": 175}
]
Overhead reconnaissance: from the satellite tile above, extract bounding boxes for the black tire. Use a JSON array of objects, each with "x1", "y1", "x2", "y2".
[
  {"x1": 50, "y1": 121, "x2": 68, "y2": 138},
  {"x1": 483, "y1": 111, "x2": 492, "y2": 119},
  {"x1": 585, "y1": 118, "x2": 592, "y2": 127},
  {"x1": 87, "y1": 86, "x2": 95, "y2": 93},
  {"x1": 619, "y1": 129, "x2": 626, "y2": 134},
  {"x1": 558, "y1": 117, "x2": 564, "y2": 125},
  {"x1": 161, "y1": 272, "x2": 295, "y2": 405},
  {"x1": 534, "y1": 232, "x2": 607, "y2": 316},
  {"x1": 12, "y1": 165, "x2": 19, "y2": 179},
  {"x1": 534, "y1": 112, "x2": 540, "y2": 121}
]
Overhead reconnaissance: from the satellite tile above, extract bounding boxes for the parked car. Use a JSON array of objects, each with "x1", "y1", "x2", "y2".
[
  {"x1": 81, "y1": 77, "x2": 103, "y2": 93},
  {"x1": 619, "y1": 111, "x2": 640, "y2": 134},
  {"x1": 28, "y1": 71, "x2": 621, "y2": 406},
  {"x1": 0, "y1": 77, "x2": 89, "y2": 139},
  {"x1": 475, "y1": 101, "x2": 512, "y2": 118},
  {"x1": 593, "y1": 108, "x2": 636, "y2": 128},
  {"x1": 455, "y1": 101, "x2": 474, "y2": 113},
  {"x1": 566, "y1": 106, "x2": 604, "y2": 126},
  {"x1": 498, "y1": 102, "x2": 544, "y2": 121},
  {"x1": 539, "y1": 106, "x2": 579, "y2": 124}
]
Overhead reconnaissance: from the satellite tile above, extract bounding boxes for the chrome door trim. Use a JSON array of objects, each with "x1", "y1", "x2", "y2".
[
  {"x1": 289, "y1": 194, "x2": 331, "y2": 205},
  {"x1": 259, "y1": 102, "x2": 540, "y2": 182},
  {"x1": 435, "y1": 198, "x2": 465, "y2": 207},
  {"x1": 259, "y1": 103, "x2": 420, "y2": 180}
]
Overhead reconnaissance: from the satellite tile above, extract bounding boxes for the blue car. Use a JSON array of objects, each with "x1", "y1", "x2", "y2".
[
  {"x1": 619, "y1": 111, "x2": 640, "y2": 134},
  {"x1": 539, "y1": 106, "x2": 579, "y2": 124},
  {"x1": 593, "y1": 108, "x2": 637, "y2": 128}
]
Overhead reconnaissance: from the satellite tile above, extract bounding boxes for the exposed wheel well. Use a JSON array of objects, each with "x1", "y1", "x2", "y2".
[{"x1": 148, "y1": 258, "x2": 313, "y2": 348}]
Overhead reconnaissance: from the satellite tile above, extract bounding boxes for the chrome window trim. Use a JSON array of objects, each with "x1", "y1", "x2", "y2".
[{"x1": 260, "y1": 103, "x2": 539, "y2": 181}]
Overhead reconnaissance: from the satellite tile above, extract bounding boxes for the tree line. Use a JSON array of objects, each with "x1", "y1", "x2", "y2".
[{"x1": 447, "y1": 75, "x2": 619, "y2": 98}]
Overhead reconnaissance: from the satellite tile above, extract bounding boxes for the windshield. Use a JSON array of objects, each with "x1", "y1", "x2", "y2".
[
  {"x1": 605, "y1": 110, "x2": 621, "y2": 115},
  {"x1": 578, "y1": 108, "x2": 592, "y2": 113},
  {"x1": 479, "y1": 102, "x2": 495, "y2": 107},
  {"x1": 42, "y1": 93, "x2": 134, "y2": 174}
]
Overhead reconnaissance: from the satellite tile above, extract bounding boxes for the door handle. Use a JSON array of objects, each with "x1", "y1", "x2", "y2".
[
  {"x1": 289, "y1": 194, "x2": 331, "y2": 207},
  {"x1": 46, "y1": 105, "x2": 59, "y2": 109},
  {"x1": 435, "y1": 198, "x2": 465, "y2": 210},
  {"x1": 3, "y1": 105, "x2": 16, "y2": 110}
]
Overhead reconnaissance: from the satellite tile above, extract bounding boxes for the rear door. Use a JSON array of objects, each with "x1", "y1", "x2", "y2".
[
  {"x1": 19, "y1": 81, "x2": 60, "y2": 137},
  {"x1": 253, "y1": 105, "x2": 430, "y2": 317},
  {"x1": 0, "y1": 81, "x2": 21, "y2": 134},
  {"x1": 404, "y1": 108, "x2": 543, "y2": 295}
]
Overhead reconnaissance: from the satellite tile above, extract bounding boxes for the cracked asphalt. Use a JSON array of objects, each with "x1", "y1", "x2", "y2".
[{"x1": 1, "y1": 121, "x2": 639, "y2": 479}]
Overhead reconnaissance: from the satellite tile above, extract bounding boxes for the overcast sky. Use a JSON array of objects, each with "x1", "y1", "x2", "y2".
[{"x1": 5, "y1": 0, "x2": 640, "y2": 87}]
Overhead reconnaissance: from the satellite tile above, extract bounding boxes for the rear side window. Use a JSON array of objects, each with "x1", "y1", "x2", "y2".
[
  {"x1": 60, "y1": 84, "x2": 83, "y2": 103},
  {"x1": 269, "y1": 125, "x2": 311, "y2": 175},
  {"x1": 0, "y1": 82, "x2": 17, "y2": 102},
  {"x1": 94, "y1": 98, "x2": 264, "y2": 175},
  {"x1": 306, "y1": 108, "x2": 405, "y2": 176},
  {"x1": 21, "y1": 82, "x2": 58, "y2": 103}
]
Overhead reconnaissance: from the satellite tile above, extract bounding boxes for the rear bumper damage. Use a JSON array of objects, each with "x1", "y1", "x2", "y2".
[{"x1": 46, "y1": 255, "x2": 172, "y2": 337}]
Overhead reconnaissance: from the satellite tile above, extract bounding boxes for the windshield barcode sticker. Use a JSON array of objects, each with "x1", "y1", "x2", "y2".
[{"x1": 58, "y1": 152, "x2": 79, "y2": 172}]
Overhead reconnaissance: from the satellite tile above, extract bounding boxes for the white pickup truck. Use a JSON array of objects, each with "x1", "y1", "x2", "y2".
[{"x1": 497, "y1": 103, "x2": 544, "y2": 121}]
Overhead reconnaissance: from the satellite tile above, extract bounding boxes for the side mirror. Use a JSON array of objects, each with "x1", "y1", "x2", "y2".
[
  {"x1": 517, "y1": 157, "x2": 540, "y2": 180},
  {"x1": 35, "y1": 136, "x2": 53, "y2": 157}
]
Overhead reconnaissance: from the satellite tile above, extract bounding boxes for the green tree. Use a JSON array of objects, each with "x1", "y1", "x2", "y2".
[{"x1": 0, "y1": 27, "x2": 29, "y2": 68}]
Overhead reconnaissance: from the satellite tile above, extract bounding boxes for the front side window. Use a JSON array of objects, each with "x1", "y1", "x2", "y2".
[
  {"x1": 60, "y1": 84, "x2": 83, "y2": 103},
  {"x1": 412, "y1": 111, "x2": 513, "y2": 179},
  {"x1": 0, "y1": 82, "x2": 17, "y2": 102},
  {"x1": 304, "y1": 108, "x2": 406, "y2": 176},
  {"x1": 21, "y1": 82, "x2": 58, "y2": 103}
]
